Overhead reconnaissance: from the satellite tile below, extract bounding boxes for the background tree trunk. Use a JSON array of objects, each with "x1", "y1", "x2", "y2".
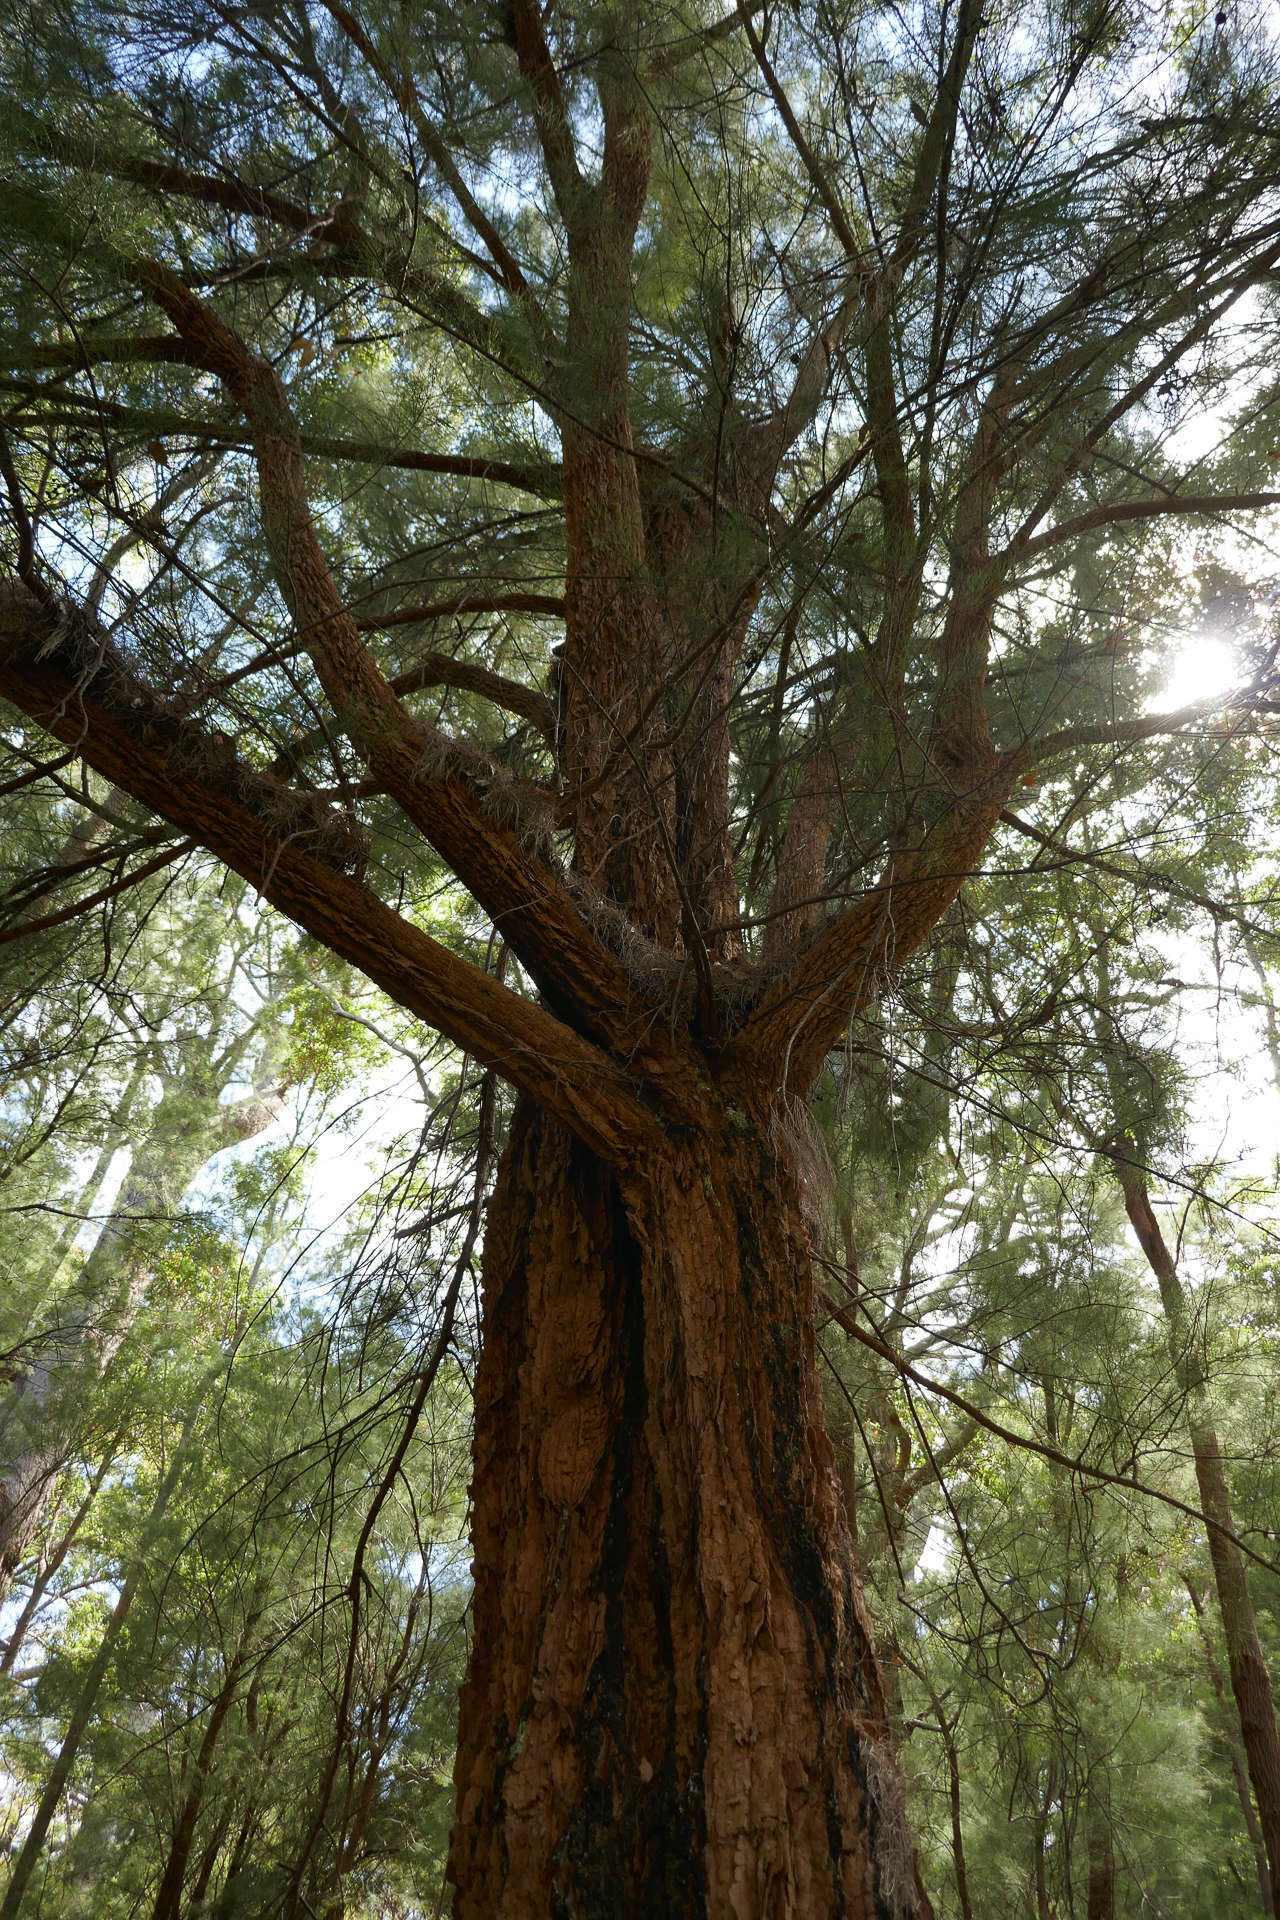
[
  {"x1": 1085, "y1": 1785, "x2": 1115, "y2": 1920},
  {"x1": 1185, "y1": 1570, "x2": 1274, "y2": 1914},
  {"x1": 0, "y1": 1045, "x2": 286, "y2": 1589},
  {"x1": 1114, "y1": 1161, "x2": 1280, "y2": 1913}
]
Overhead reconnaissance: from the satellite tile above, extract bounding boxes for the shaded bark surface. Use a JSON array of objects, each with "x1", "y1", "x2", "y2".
[
  {"x1": 1085, "y1": 1790, "x2": 1115, "y2": 1920},
  {"x1": 451, "y1": 1096, "x2": 927, "y2": 1919}
]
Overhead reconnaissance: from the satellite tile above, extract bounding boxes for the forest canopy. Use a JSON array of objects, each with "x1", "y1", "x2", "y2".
[{"x1": 3, "y1": 0, "x2": 1280, "y2": 1913}]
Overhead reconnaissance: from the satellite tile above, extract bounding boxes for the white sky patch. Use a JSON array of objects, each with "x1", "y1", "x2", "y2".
[
  {"x1": 71, "y1": 1147, "x2": 133, "y2": 1256},
  {"x1": 1151, "y1": 630, "x2": 1243, "y2": 714},
  {"x1": 913, "y1": 1519, "x2": 952, "y2": 1581}
]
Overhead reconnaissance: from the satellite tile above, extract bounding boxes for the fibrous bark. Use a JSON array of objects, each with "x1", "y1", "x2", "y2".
[{"x1": 452, "y1": 1095, "x2": 930, "y2": 1919}]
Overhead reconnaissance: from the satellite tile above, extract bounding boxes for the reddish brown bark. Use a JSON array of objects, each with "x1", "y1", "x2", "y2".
[
  {"x1": 1186, "y1": 1571, "x2": 1274, "y2": 1914},
  {"x1": 648, "y1": 497, "x2": 759, "y2": 963},
  {"x1": 0, "y1": 61, "x2": 1023, "y2": 1906},
  {"x1": 13, "y1": 9, "x2": 1280, "y2": 1910},
  {"x1": 1085, "y1": 1791, "x2": 1115, "y2": 1920},
  {"x1": 1, "y1": 576, "x2": 999, "y2": 1917},
  {"x1": 1115, "y1": 1163, "x2": 1280, "y2": 1914},
  {"x1": 451, "y1": 1095, "x2": 932, "y2": 1918},
  {"x1": 761, "y1": 735, "x2": 844, "y2": 964}
]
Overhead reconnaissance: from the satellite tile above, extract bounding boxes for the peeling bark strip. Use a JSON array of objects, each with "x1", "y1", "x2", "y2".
[{"x1": 453, "y1": 1097, "x2": 932, "y2": 1920}]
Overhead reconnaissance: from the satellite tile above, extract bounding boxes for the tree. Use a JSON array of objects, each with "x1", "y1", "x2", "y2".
[
  {"x1": 1096, "y1": 1019, "x2": 1280, "y2": 1911},
  {"x1": 0, "y1": 1164, "x2": 473, "y2": 1919},
  {"x1": 0, "y1": 910, "x2": 293, "y2": 1588},
  {"x1": 5, "y1": 0, "x2": 1280, "y2": 1909}
]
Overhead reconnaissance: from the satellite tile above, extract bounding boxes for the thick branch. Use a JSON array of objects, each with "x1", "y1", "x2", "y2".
[
  {"x1": 384, "y1": 650, "x2": 556, "y2": 741},
  {"x1": 316, "y1": 0, "x2": 539, "y2": 309},
  {"x1": 1000, "y1": 227, "x2": 1280, "y2": 548},
  {"x1": 730, "y1": 755, "x2": 1016, "y2": 1093},
  {"x1": 0, "y1": 585, "x2": 655, "y2": 1163},
  {"x1": 360, "y1": 592, "x2": 565, "y2": 630},
  {"x1": 998, "y1": 807, "x2": 1273, "y2": 939},
  {"x1": 734, "y1": 4, "x2": 866, "y2": 267},
  {"x1": 890, "y1": 0, "x2": 982, "y2": 268},
  {"x1": 510, "y1": 0, "x2": 585, "y2": 222},
  {"x1": 135, "y1": 262, "x2": 675, "y2": 1065},
  {"x1": 0, "y1": 839, "x2": 196, "y2": 943},
  {"x1": 1015, "y1": 488, "x2": 1280, "y2": 561},
  {"x1": 8, "y1": 160, "x2": 525, "y2": 385},
  {"x1": 1029, "y1": 687, "x2": 1268, "y2": 762},
  {"x1": 4, "y1": 380, "x2": 561, "y2": 496},
  {"x1": 649, "y1": 1, "x2": 767, "y2": 74}
]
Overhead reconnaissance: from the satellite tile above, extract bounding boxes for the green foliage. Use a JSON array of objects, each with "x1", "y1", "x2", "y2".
[{"x1": 5, "y1": 0, "x2": 1280, "y2": 1908}]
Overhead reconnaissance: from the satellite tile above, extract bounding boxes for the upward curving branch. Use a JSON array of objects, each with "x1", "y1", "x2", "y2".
[
  {"x1": 0, "y1": 584, "x2": 656, "y2": 1165},
  {"x1": 133, "y1": 261, "x2": 685, "y2": 1075}
]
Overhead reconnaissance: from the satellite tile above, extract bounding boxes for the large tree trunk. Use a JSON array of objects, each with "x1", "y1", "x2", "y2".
[{"x1": 449, "y1": 1095, "x2": 928, "y2": 1918}]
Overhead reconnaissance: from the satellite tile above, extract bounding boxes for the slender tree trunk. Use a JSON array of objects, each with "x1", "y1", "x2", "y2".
[
  {"x1": 1185, "y1": 1571, "x2": 1274, "y2": 1914},
  {"x1": 0, "y1": 1380, "x2": 210, "y2": 1918},
  {"x1": 0, "y1": 1441, "x2": 119, "y2": 1675},
  {"x1": 1114, "y1": 1162, "x2": 1280, "y2": 1914},
  {"x1": 210, "y1": 1804, "x2": 261, "y2": 1920},
  {"x1": 1032, "y1": 1805, "x2": 1052, "y2": 1920},
  {"x1": 1084, "y1": 1786, "x2": 1115, "y2": 1920},
  {"x1": 449, "y1": 1096, "x2": 932, "y2": 1918},
  {"x1": 24, "y1": 1064, "x2": 145, "y2": 1295},
  {"x1": 939, "y1": 1710, "x2": 974, "y2": 1920},
  {"x1": 0, "y1": 1067, "x2": 284, "y2": 1587},
  {"x1": 186, "y1": 1813, "x2": 232, "y2": 1915},
  {"x1": 150, "y1": 1614, "x2": 260, "y2": 1920}
]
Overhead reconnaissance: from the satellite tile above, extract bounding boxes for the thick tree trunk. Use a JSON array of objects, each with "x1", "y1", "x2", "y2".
[{"x1": 449, "y1": 1096, "x2": 929, "y2": 1918}]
